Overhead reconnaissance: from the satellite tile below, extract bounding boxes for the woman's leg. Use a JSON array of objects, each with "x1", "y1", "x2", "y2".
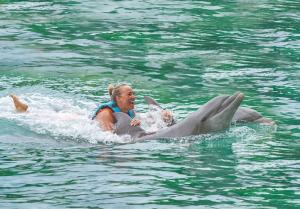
[{"x1": 10, "y1": 95, "x2": 28, "y2": 112}]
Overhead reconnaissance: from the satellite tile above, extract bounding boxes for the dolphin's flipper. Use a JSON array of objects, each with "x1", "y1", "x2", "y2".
[
  {"x1": 115, "y1": 92, "x2": 244, "y2": 141},
  {"x1": 144, "y1": 96, "x2": 163, "y2": 109},
  {"x1": 144, "y1": 96, "x2": 176, "y2": 126}
]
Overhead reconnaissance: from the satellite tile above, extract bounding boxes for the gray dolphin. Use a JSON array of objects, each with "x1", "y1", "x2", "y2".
[
  {"x1": 114, "y1": 92, "x2": 244, "y2": 141},
  {"x1": 144, "y1": 96, "x2": 274, "y2": 125},
  {"x1": 232, "y1": 107, "x2": 274, "y2": 124}
]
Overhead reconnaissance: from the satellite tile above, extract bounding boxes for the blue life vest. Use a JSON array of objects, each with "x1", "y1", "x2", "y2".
[{"x1": 91, "y1": 100, "x2": 135, "y2": 120}]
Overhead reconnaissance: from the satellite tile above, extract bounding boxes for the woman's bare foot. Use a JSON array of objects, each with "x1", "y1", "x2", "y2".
[{"x1": 10, "y1": 94, "x2": 28, "y2": 112}]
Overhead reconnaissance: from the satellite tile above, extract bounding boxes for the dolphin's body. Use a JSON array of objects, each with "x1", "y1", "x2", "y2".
[
  {"x1": 114, "y1": 92, "x2": 245, "y2": 141},
  {"x1": 144, "y1": 96, "x2": 274, "y2": 125},
  {"x1": 232, "y1": 107, "x2": 274, "y2": 124}
]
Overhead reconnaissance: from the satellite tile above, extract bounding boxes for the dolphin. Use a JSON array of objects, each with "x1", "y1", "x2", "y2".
[
  {"x1": 144, "y1": 96, "x2": 274, "y2": 125},
  {"x1": 232, "y1": 107, "x2": 274, "y2": 124},
  {"x1": 114, "y1": 92, "x2": 244, "y2": 141}
]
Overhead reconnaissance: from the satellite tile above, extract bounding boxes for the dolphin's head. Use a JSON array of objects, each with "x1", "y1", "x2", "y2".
[{"x1": 206, "y1": 92, "x2": 244, "y2": 131}]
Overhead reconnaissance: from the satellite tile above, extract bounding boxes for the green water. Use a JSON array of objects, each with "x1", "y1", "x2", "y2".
[{"x1": 0, "y1": 0, "x2": 299, "y2": 208}]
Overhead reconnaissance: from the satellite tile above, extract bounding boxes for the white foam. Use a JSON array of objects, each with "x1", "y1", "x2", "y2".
[
  {"x1": 0, "y1": 93, "x2": 133, "y2": 144},
  {"x1": 138, "y1": 105, "x2": 170, "y2": 133},
  {"x1": 1, "y1": 92, "x2": 271, "y2": 144}
]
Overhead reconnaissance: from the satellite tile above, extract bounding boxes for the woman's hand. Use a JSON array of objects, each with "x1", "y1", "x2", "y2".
[
  {"x1": 161, "y1": 110, "x2": 173, "y2": 123},
  {"x1": 130, "y1": 118, "x2": 141, "y2": 126}
]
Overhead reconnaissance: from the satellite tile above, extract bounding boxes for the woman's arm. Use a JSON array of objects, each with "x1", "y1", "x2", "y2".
[{"x1": 95, "y1": 108, "x2": 115, "y2": 132}]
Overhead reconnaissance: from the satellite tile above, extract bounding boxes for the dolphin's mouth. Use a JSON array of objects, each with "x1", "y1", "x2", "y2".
[
  {"x1": 235, "y1": 92, "x2": 244, "y2": 102},
  {"x1": 212, "y1": 92, "x2": 244, "y2": 122},
  {"x1": 230, "y1": 92, "x2": 244, "y2": 106},
  {"x1": 217, "y1": 92, "x2": 244, "y2": 114},
  {"x1": 232, "y1": 92, "x2": 244, "y2": 107},
  {"x1": 200, "y1": 92, "x2": 244, "y2": 123}
]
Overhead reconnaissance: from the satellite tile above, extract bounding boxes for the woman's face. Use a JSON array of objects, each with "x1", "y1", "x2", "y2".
[{"x1": 116, "y1": 85, "x2": 136, "y2": 111}]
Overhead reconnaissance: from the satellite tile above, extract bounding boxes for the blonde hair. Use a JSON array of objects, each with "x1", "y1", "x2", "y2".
[{"x1": 108, "y1": 83, "x2": 129, "y2": 101}]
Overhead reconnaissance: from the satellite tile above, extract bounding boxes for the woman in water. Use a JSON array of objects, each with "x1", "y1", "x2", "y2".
[
  {"x1": 10, "y1": 83, "x2": 173, "y2": 132},
  {"x1": 91, "y1": 83, "x2": 173, "y2": 132},
  {"x1": 92, "y1": 84, "x2": 141, "y2": 132}
]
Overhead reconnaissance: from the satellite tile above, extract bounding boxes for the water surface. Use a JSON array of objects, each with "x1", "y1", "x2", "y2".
[{"x1": 0, "y1": 0, "x2": 299, "y2": 208}]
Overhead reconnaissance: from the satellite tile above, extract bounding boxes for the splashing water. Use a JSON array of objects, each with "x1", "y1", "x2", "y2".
[
  {"x1": 0, "y1": 90, "x2": 178, "y2": 144},
  {"x1": 0, "y1": 91, "x2": 136, "y2": 144},
  {"x1": 0, "y1": 89, "x2": 275, "y2": 144},
  {"x1": 138, "y1": 105, "x2": 171, "y2": 132}
]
